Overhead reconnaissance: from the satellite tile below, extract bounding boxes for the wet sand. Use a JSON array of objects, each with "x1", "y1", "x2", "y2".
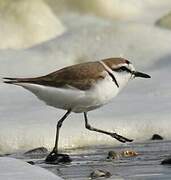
[{"x1": 5, "y1": 140, "x2": 171, "y2": 179}]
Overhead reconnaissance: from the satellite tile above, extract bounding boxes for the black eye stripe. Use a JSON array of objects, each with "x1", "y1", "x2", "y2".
[{"x1": 114, "y1": 66, "x2": 132, "y2": 73}]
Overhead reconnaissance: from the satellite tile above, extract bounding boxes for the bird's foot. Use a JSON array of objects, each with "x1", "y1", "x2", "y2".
[
  {"x1": 110, "y1": 133, "x2": 133, "y2": 143},
  {"x1": 45, "y1": 150, "x2": 71, "y2": 164}
]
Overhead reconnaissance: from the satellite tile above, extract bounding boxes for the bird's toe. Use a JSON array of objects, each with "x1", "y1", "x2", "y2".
[{"x1": 45, "y1": 152, "x2": 71, "y2": 164}]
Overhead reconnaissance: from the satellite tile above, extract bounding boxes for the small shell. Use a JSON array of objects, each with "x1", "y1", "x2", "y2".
[
  {"x1": 90, "y1": 169, "x2": 111, "y2": 179},
  {"x1": 107, "y1": 151, "x2": 119, "y2": 159},
  {"x1": 120, "y1": 150, "x2": 138, "y2": 157}
]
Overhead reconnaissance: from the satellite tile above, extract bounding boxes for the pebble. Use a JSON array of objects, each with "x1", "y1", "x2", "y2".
[
  {"x1": 27, "y1": 161, "x2": 35, "y2": 165},
  {"x1": 151, "y1": 134, "x2": 163, "y2": 140},
  {"x1": 90, "y1": 169, "x2": 111, "y2": 179},
  {"x1": 121, "y1": 150, "x2": 138, "y2": 157},
  {"x1": 24, "y1": 147, "x2": 48, "y2": 159},
  {"x1": 24, "y1": 147, "x2": 48, "y2": 155},
  {"x1": 107, "y1": 150, "x2": 138, "y2": 160},
  {"x1": 161, "y1": 158, "x2": 171, "y2": 165},
  {"x1": 107, "y1": 151, "x2": 119, "y2": 159}
]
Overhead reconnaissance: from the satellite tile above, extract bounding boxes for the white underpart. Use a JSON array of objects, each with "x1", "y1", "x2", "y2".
[{"x1": 14, "y1": 70, "x2": 130, "y2": 113}]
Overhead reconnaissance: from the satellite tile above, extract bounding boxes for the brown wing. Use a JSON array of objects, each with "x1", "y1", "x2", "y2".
[{"x1": 3, "y1": 61, "x2": 105, "y2": 90}]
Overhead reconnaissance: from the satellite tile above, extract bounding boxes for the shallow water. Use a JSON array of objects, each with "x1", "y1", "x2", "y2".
[{"x1": 7, "y1": 140, "x2": 171, "y2": 179}]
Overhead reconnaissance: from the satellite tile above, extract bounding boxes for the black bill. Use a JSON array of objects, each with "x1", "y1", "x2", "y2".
[{"x1": 133, "y1": 71, "x2": 151, "y2": 78}]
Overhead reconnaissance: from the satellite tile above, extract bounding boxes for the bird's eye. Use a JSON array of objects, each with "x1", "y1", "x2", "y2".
[
  {"x1": 114, "y1": 66, "x2": 132, "y2": 73},
  {"x1": 125, "y1": 60, "x2": 130, "y2": 64}
]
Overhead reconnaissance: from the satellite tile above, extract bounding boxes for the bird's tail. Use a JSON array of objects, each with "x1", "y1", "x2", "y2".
[
  {"x1": 3, "y1": 77, "x2": 31, "y2": 84},
  {"x1": 3, "y1": 77, "x2": 18, "y2": 84}
]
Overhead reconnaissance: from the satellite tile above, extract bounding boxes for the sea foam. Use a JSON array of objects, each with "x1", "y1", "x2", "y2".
[{"x1": 0, "y1": 0, "x2": 65, "y2": 49}]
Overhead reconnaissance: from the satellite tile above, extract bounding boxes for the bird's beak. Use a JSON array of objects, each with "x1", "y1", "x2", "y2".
[{"x1": 133, "y1": 71, "x2": 151, "y2": 78}]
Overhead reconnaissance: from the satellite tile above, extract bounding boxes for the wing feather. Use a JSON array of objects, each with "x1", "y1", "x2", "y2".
[{"x1": 3, "y1": 61, "x2": 105, "y2": 90}]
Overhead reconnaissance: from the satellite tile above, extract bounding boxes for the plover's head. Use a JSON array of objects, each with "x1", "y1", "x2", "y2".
[{"x1": 101, "y1": 58, "x2": 150, "y2": 89}]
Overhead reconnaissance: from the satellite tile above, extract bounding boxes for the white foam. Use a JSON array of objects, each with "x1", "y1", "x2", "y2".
[
  {"x1": 0, "y1": 0, "x2": 65, "y2": 49},
  {"x1": 46, "y1": 0, "x2": 171, "y2": 23},
  {"x1": 0, "y1": 157, "x2": 62, "y2": 180}
]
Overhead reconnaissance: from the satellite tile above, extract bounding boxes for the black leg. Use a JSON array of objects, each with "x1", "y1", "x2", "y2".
[
  {"x1": 84, "y1": 112, "x2": 133, "y2": 143},
  {"x1": 45, "y1": 109, "x2": 72, "y2": 164},
  {"x1": 54, "y1": 109, "x2": 72, "y2": 153}
]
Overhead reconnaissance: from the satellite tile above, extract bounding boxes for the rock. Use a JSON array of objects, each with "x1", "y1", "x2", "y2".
[
  {"x1": 161, "y1": 158, "x2": 171, "y2": 165},
  {"x1": 90, "y1": 169, "x2": 111, "y2": 179},
  {"x1": 106, "y1": 151, "x2": 119, "y2": 160},
  {"x1": 107, "y1": 150, "x2": 138, "y2": 160},
  {"x1": 24, "y1": 147, "x2": 48, "y2": 158},
  {"x1": 151, "y1": 134, "x2": 163, "y2": 140},
  {"x1": 120, "y1": 150, "x2": 138, "y2": 157},
  {"x1": 27, "y1": 161, "x2": 35, "y2": 165},
  {"x1": 24, "y1": 147, "x2": 48, "y2": 155},
  {"x1": 45, "y1": 153, "x2": 72, "y2": 164},
  {"x1": 156, "y1": 12, "x2": 171, "y2": 30}
]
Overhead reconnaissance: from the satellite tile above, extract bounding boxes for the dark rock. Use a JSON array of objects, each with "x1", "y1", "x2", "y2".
[
  {"x1": 107, "y1": 151, "x2": 118, "y2": 160},
  {"x1": 27, "y1": 161, "x2": 35, "y2": 165},
  {"x1": 151, "y1": 134, "x2": 163, "y2": 140},
  {"x1": 24, "y1": 147, "x2": 48, "y2": 155},
  {"x1": 45, "y1": 153, "x2": 72, "y2": 164},
  {"x1": 90, "y1": 169, "x2": 111, "y2": 179},
  {"x1": 161, "y1": 158, "x2": 171, "y2": 165}
]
